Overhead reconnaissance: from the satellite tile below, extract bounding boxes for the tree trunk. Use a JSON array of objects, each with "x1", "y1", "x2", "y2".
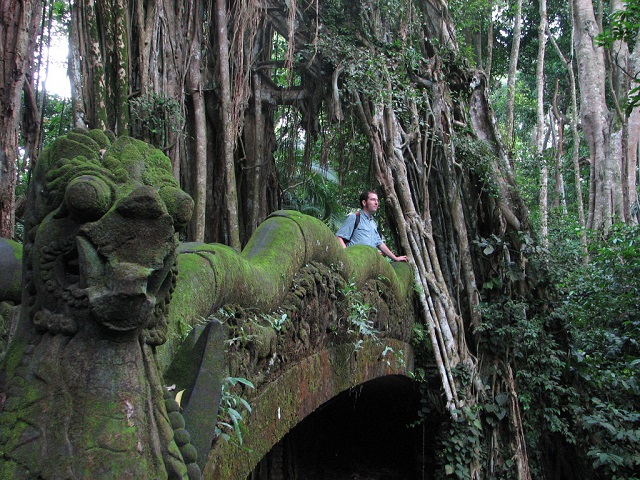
[
  {"x1": 486, "y1": 12, "x2": 494, "y2": 81},
  {"x1": 536, "y1": 0, "x2": 548, "y2": 247},
  {"x1": 0, "y1": 0, "x2": 42, "y2": 238},
  {"x1": 610, "y1": 0, "x2": 637, "y2": 223},
  {"x1": 186, "y1": 0, "x2": 207, "y2": 242},
  {"x1": 68, "y1": 2, "x2": 86, "y2": 128},
  {"x1": 191, "y1": 88, "x2": 208, "y2": 242},
  {"x1": 552, "y1": 85, "x2": 568, "y2": 214},
  {"x1": 505, "y1": 0, "x2": 522, "y2": 153},
  {"x1": 573, "y1": 0, "x2": 616, "y2": 231},
  {"x1": 628, "y1": 37, "x2": 640, "y2": 222},
  {"x1": 77, "y1": 0, "x2": 109, "y2": 129},
  {"x1": 249, "y1": 73, "x2": 264, "y2": 233},
  {"x1": 111, "y1": 0, "x2": 129, "y2": 135},
  {"x1": 215, "y1": 0, "x2": 241, "y2": 250},
  {"x1": 548, "y1": 26, "x2": 588, "y2": 254}
]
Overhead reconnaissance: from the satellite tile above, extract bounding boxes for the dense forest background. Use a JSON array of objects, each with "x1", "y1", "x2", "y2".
[{"x1": 1, "y1": 0, "x2": 639, "y2": 478}]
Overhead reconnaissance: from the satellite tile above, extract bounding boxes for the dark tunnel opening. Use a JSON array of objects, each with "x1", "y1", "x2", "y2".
[{"x1": 248, "y1": 375, "x2": 444, "y2": 480}]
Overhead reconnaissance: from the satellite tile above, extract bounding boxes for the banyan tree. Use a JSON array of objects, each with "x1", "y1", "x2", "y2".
[{"x1": 26, "y1": 0, "x2": 546, "y2": 476}]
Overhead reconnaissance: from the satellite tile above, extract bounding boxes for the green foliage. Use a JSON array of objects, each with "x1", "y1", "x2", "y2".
[
  {"x1": 474, "y1": 222, "x2": 640, "y2": 478},
  {"x1": 597, "y1": 0, "x2": 640, "y2": 48},
  {"x1": 435, "y1": 405, "x2": 484, "y2": 480},
  {"x1": 280, "y1": 162, "x2": 346, "y2": 231},
  {"x1": 454, "y1": 136, "x2": 500, "y2": 198},
  {"x1": 563, "y1": 223, "x2": 640, "y2": 333},
  {"x1": 481, "y1": 301, "x2": 580, "y2": 433},
  {"x1": 214, "y1": 376, "x2": 255, "y2": 447},
  {"x1": 340, "y1": 281, "x2": 379, "y2": 344},
  {"x1": 490, "y1": 76, "x2": 537, "y2": 148},
  {"x1": 409, "y1": 322, "x2": 433, "y2": 383},
  {"x1": 129, "y1": 92, "x2": 183, "y2": 148},
  {"x1": 544, "y1": 213, "x2": 590, "y2": 276},
  {"x1": 596, "y1": 1, "x2": 640, "y2": 114},
  {"x1": 483, "y1": 392, "x2": 509, "y2": 427},
  {"x1": 448, "y1": 0, "x2": 494, "y2": 67},
  {"x1": 264, "y1": 313, "x2": 288, "y2": 333},
  {"x1": 582, "y1": 397, "x2": 640, "y2": 479},
  {"x1": 317, "y1": 0, "x2": 426, "y2": 104},
  {"x1": 473, "y1": 231, "x2": 541, "y2": 293},
  {"x1": 486, "y1": 0, "x2": 545, "y2": 82},
  {"x1": 380, "y1": 345, "x2": 405, "y2": 369},
  {"x1": 558, "y1": 225, "x2": 640, "y2": 478},
  {"x1": 39, "y1": 93, "x2": 73, "y2": 145}
]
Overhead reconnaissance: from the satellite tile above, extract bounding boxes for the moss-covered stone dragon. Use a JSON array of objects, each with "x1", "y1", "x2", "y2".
[{"x1": 0, "y1": 129, "x2": 199, "y2": 479}]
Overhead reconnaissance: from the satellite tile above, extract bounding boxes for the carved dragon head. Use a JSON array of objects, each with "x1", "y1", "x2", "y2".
[
  {"x1": 22, "y1": 129, "x2": 193, "y2": 344},
  {"x1": 0, "y1": 130, "x2": 199, "y2": 479}
]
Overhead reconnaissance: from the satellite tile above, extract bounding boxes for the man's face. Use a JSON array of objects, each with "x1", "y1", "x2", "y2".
[{"x1": 362, "y1": 193, "x2": 379, "y2": 215}]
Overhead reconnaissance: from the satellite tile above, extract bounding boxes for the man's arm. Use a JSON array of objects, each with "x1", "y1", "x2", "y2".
[
  {"x1": 336, "y1": 235, "x2": 347, "y2": 248},
  {"x1": 378, "y1": 242, "x2": 408, "y2": 262}
]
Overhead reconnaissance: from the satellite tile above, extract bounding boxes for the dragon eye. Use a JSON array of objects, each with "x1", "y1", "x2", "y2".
[
  {"x1": 65, "y1": 175, "x2": 113, "y2": 221},
  {"x1": 159, "y1": 186, "x2": 194, "y2": 230}
]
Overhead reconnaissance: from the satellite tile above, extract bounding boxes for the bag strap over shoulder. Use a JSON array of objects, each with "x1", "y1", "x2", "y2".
[{"x1": 348, "y1": 211, "x2": 361, "y2": 243}]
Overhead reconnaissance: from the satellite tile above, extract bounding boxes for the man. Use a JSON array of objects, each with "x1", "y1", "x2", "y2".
[{"x1": 336, "y1": 191, "x2": 408, "y2": 262}]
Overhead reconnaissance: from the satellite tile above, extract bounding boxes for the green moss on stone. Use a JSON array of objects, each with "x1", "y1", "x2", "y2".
[
  {"x1": 85, "y1": 129, "x2": 112, "y2": 149},
  {"x1": 206, "y1": 340, "x2": 414, "y2": 479},
  {"x1": 7, "y1": 238, "x2": 22, "y2": 262}
]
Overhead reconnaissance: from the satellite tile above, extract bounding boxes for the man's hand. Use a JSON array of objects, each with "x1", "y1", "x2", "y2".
[{"x1": 379, "y1": 243, "x2": 408, "y2": 262}]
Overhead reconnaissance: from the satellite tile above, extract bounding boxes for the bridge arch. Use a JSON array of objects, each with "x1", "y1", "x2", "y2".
[
  {"x1": 204, "y1": 340, "x2": 415, "y2": 478},
  {"x1": 0, "y1": 135, "x2": 423, "y2": 480}
]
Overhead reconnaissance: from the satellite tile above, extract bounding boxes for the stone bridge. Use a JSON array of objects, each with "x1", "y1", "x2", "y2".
[
  {"x1": 159, "y1": 210, "x2": 418, "y2": 478},
  {"x1": 0, "y1": 131, "x2": 425, "y2": 480}
]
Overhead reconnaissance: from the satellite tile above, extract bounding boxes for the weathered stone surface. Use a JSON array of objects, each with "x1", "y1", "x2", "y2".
[
  {"x1": 158, "y1": 211, "x2": 414, "y2": 371},
  {"x1": 195, "y1": 253, "x2": 416, "y2": 478},
  {"x1": 159, "y1": 213, "x2": 415, "y2": 475},
  {"x1": 0, "y1": 129, "x2": 196, "y2": 479},
  {"x1": 0, "y1": 130, "x2": 416, "y2": 480},
  {"x1": 0, "y1": 238, "x2": 22, "y2": 304},
  {"x1": 206, "y1": 340, "x2": 415, "y2": 479},
  {"x1": 0, "y1": 238, "x2": 23, "y2": 361}
]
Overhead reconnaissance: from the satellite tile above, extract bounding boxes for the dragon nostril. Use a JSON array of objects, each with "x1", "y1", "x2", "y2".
[{"x1": 117, "y1": 185, "x2": 167, "y2": 219}]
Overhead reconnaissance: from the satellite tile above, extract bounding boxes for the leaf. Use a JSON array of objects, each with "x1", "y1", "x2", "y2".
[
  {"x1": 227, "y1": 407, "x2": 243, "y2": 422},
  {"x1": 175, "y1": 389, "x2": 186, "y2": 407},
  {"x1": 240, "y1": 398, "x2": 253, "y2": 413}
]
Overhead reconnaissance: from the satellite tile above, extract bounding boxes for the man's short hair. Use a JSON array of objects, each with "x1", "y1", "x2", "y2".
[{"x1": 359, "y1": 190, "x2": 377, "y2": 207}]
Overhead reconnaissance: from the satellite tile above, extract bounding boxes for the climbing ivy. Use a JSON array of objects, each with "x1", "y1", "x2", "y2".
[
  {"x1": 435, "y1": 405, "x2": 484, "y2": 480},
  {"x1": 455, "y1": 136, "x2": 501, "y2": 198}
]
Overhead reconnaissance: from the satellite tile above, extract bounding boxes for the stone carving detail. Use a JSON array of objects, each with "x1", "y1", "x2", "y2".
[
  {"x1": 1, "y1": 130, "x2": 417, "y2": 479},
  {"x1": 0, "y1": 130, "x2": 199, "y2": 479}
]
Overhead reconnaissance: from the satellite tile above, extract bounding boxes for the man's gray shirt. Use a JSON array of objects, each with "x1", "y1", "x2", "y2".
[{"x1": 336, "y1": 211, "x2": 382, "y2": 248}]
